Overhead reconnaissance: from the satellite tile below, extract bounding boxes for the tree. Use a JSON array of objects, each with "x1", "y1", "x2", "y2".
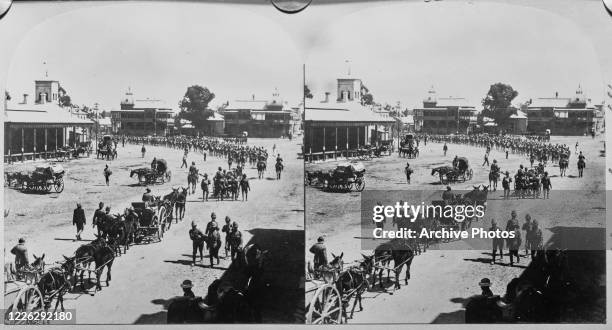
[
  {"x1": 362, "y1": 93, "x2": 374, "y2": 105},
  {"x1": 304, "y1": 85, "x2": 313, "y2": 99},
  {"x1": 58, "y1": 86, "x2": 72, "y2": 107},
  {"x1": 360, "y1": 84, "x2": 374, "y2": 105},
  {"x1": 178, "y1": 85, "x2": 215, "y2": 129},
  {"x1": 481, "y1": 83, "x2": 518, "y2": 125}
]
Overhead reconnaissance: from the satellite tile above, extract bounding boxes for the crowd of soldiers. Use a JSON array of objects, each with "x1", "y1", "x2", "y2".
[
  {"x1": 124, "y1": 135, "x2": 269, "y2": 166},
  {"x1": 418, "y1": 134, "x2": 572, "y2": 163}
]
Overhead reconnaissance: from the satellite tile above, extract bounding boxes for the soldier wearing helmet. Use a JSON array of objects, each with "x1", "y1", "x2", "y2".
[{"x1": 229, "y1": 221, "x2": 243, "y2": 261}]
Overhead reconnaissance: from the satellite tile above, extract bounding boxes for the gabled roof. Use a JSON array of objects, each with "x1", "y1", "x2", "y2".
[
  {"x1": 305, "y1": 101, "x2": 395, "y2": 124},
  {"x1": 4, "y1": 102, "x2": 94, "y2": 125}
]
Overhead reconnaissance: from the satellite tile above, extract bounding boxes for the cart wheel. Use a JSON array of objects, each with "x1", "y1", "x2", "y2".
[
  {"x1": 5, "y1": 286, "x2": 45, "y2": 325},
  {"x1": 45, "y1": 182, "x2": 52, "y2": 192},
  {"x1": 306, "y1": 284, "x2": 343, "y2": 324},
  {"x1": 54, "y1": 178, "x2": 64, "y2": 193},
  {"x1": 354, "y1": 179, "x2": 365, "y2": 192}
]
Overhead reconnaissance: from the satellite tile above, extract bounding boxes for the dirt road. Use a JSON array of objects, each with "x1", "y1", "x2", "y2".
[
  {"x1": 305, "y1": 135, "x2": 605, "y2": 323},
  {"x1": 4, "y1": 138, "x2": 304, "y2": 324}
]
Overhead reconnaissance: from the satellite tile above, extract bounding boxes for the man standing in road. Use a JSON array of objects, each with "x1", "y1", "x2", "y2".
[
  {"x1": 189, "y1": 221, "x2": 205, "y2": 266},
  {"x1": 240, "y1": 174, "x2": 250, "y2": 201},
  {"x1": 103, "y1": 164, "x2": 112, "y2": 186},
  {"x1": 10, "y1": 238, "x2": 29, "y2": 271},
  {"x1": 73, "y1": 203, "x2": 86, "y2": 241},
  {"x1": 502, "y1": 171, "x2": 512, "y2": 199},
  {"x1": 141, "y1": 144, "x2": 146, "y2": 158},
  {"x1": 228, "y1": 222, "x2": 243, "y2": 262},
  {"x1": 309, "y1": 236, "x2": 328, "y2": 270},
  {"x1": 208, "y1": 224, "x2": 221, "y2": 267},
  {"x1": 443, "y1": 143, "x2": 448, "y2": 156},
  {"x1": 181, "y1": 153, "x2": 188, "y2": 168},
  {"x1": 222, "y1": 216, "x2": 232, "y2": 258},
  {"x1": 506, "y1": 210, "x2": 521, "y2": 266},
  {"x1": 92, "y1": 202, "x2": 106, "y2": 236},
  {"x1": 521, "y1": 214, "x2": 532, "y2": 256},
  {"x1": 482, "y1": 151, "x2": 490, "y2": 167},
  {"x1": 404, "y1": 162, "x2": 413, "y2": 184},
  {"x1": 541, "y1": 172, "x2": 551, "y2": 199},
  {"x1": 490, "y1": 219, "x2": 504, "y2": 264},
  {"x1": 201, "y1": 174, "x2": 210, "y2": 201}
]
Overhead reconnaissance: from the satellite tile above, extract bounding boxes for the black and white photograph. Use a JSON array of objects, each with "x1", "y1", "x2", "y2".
[
  {"x1": 2, "y1": 1, "x2": 304, "y2": 324},
  {"x1": 304, "y1": 0, "x2": 609, "y2": 324}
]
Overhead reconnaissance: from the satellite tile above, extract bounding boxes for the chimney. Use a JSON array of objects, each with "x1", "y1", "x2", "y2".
[
  {"x1": 555, "y1": 91, "x2": 558, "y2": 98},
  {"x1": 22, "y1": 94, "x2": 28, "y2": 104},
  {"x1": 41, "y1": 93, "x2": 47, "y2": 104},
  {"x1": 323, "y1": 92, "x2": 330, "y2": 103}
]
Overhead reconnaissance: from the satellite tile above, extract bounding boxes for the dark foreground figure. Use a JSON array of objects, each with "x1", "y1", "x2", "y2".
[{"x1": 465, "y1": 249, "x2": 605, "y2": 323}]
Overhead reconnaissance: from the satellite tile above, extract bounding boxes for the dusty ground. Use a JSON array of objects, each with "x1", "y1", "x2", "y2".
[
  {"x1": 305, "y1": 135, "x2": 606, "y2": 323},
  {"x1": 3, "y1": 137, "x2": 304, "y2": 324}
]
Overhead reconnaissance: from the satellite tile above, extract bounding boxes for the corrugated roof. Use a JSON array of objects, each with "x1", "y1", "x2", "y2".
[
  {"x1": 305, "y1": 102, "x2": 395, "y2": 123},
  {"x1": 4, "y1": 102, "x2": 94, "y2": 125},
  {"x1": 528, "y1": 98, "x2": 570, "y2": 108},
  {"x1": 436, "y1": 97, "x2": 475, "y2": 108},
  {"x1": 132, "y1": 99, "x2": 172, "y2": 110},
  {"x1": 225, "y1": 100, "x2": 268, "y2": 111}
]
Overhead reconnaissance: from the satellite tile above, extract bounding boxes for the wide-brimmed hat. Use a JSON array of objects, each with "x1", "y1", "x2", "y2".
[
  {"x1": 180, "y1": 280, "x2": 193, "y2": 288},
  {"x1": 317, "y1": 236, "x2": 325, "y2": 242},
  {"x1": 191, "y1": 221, "x2": 197, "y2": 227},
  {"x1": 479, "y1": 278, "x2": 491, "y2": 287},
  {"x1": 146, "y1": 188, "x2": 151, "y2": 193},
  {"x1": 18, "y1": 237, "x2": 25, "y2": 243},
  {"x1": 211, "y1": 212, "x2": 217, "y2": 219}
]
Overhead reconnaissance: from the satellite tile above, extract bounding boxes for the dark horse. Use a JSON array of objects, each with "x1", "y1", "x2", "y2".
[
  {"x1": 166, "y1": 244, "x2": 268, "y2": 323},
  {"x1": 373, "y1": 239, "x2": 415, "y2": 290},
  {"x1": 336, "y1": 255, "x2": 373, "y2": 322},
  {"x1": 70, "y1": 236, "x2": 115, "y2": 293},
  {"x1": 257, "y1": 160, "x2": 266, "y2": 179},
  {"x1": 275, "y1": 160, "x2": 283, "y2": 180},
  {"x1": 37, "y1": 256, "x2": 75, "y2": 312},
  {"x1": 431, "y1": 166, "x2": 454, "y2": 184},
  {"x1": 175, "y1": 187, "x2": 187, "y2": 220}
]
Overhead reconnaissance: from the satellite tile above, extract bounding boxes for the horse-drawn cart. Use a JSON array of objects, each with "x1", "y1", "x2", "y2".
[
  {"x1": 326, "y1": 162, "x2": 366, "y2": 192},
  {"x1": 305, "y1": 278, "x2": 343, "y2": 324},
  {"x1": 6, "y1": 164, "x2": 65, "y2": 193},
  {"x1": 4, "y1": 266, "x2": 45, "y2": 324},
  {"x1": 130, "y1": 159, "x2": 172, "y2": 185},
  {"x1": 131, "y1": 201, "x2": 168, "y2": 242},
  {"x1": 431, "y1": 157, "x2": 473, "y2": 184}
]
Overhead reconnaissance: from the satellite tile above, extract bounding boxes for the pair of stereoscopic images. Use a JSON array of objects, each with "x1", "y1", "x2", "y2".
[{"x1": 3, "y1": 0, "x2": 609, "y2": 325}]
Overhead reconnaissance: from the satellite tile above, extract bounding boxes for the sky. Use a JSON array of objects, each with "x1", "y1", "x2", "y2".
[
  {"x1": 1, "y1": 0, "x2": 610, "y2": 112},
  {"x1": 302, "y1": 1, "x2": 606, "y2": 108},
  {"x1": 3, "y1": 2, "x2": 303, "y2": 111}
]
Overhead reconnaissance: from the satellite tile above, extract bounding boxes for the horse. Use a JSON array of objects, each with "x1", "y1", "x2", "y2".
[
  {"x1": 559, "y1": 158, "x2": 569, "y2": 177},
  {"x1": 6, "y1": 254, "x2": 46, "y2": 284},
  {"x1": 275, "y1": 160, "x2": 283, "y2": 180},
  {"x1": 256, "y1": 160, "x2": 266, "y2": 179},
  {"x1": 163, "y1": 188, "x2": 179, "y2": 223},
  {"x1": 373, "y1": 239, "x2": 415, "y2": 290},
  {"x1": 37, "y1": 256, "x2": 75, "y2": 312},
  {"x1": 175, "y1": 187, "x2": 187, "y2": 220},
  {"x1": 489, "y1": 170, "x2": 500, "y2": 191},
  {"x1": 187, "y1": 172, "x2": 199, "y2": 195},
  {"x1": 336, "y1": 255, "x2": 373, "y2": 322},
  {"x1": 166, "y1": 280, "x2": 257, "y2": 323},
  {"x1": 431, "y1": 166, "x2": 454, "y2": 184}
]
